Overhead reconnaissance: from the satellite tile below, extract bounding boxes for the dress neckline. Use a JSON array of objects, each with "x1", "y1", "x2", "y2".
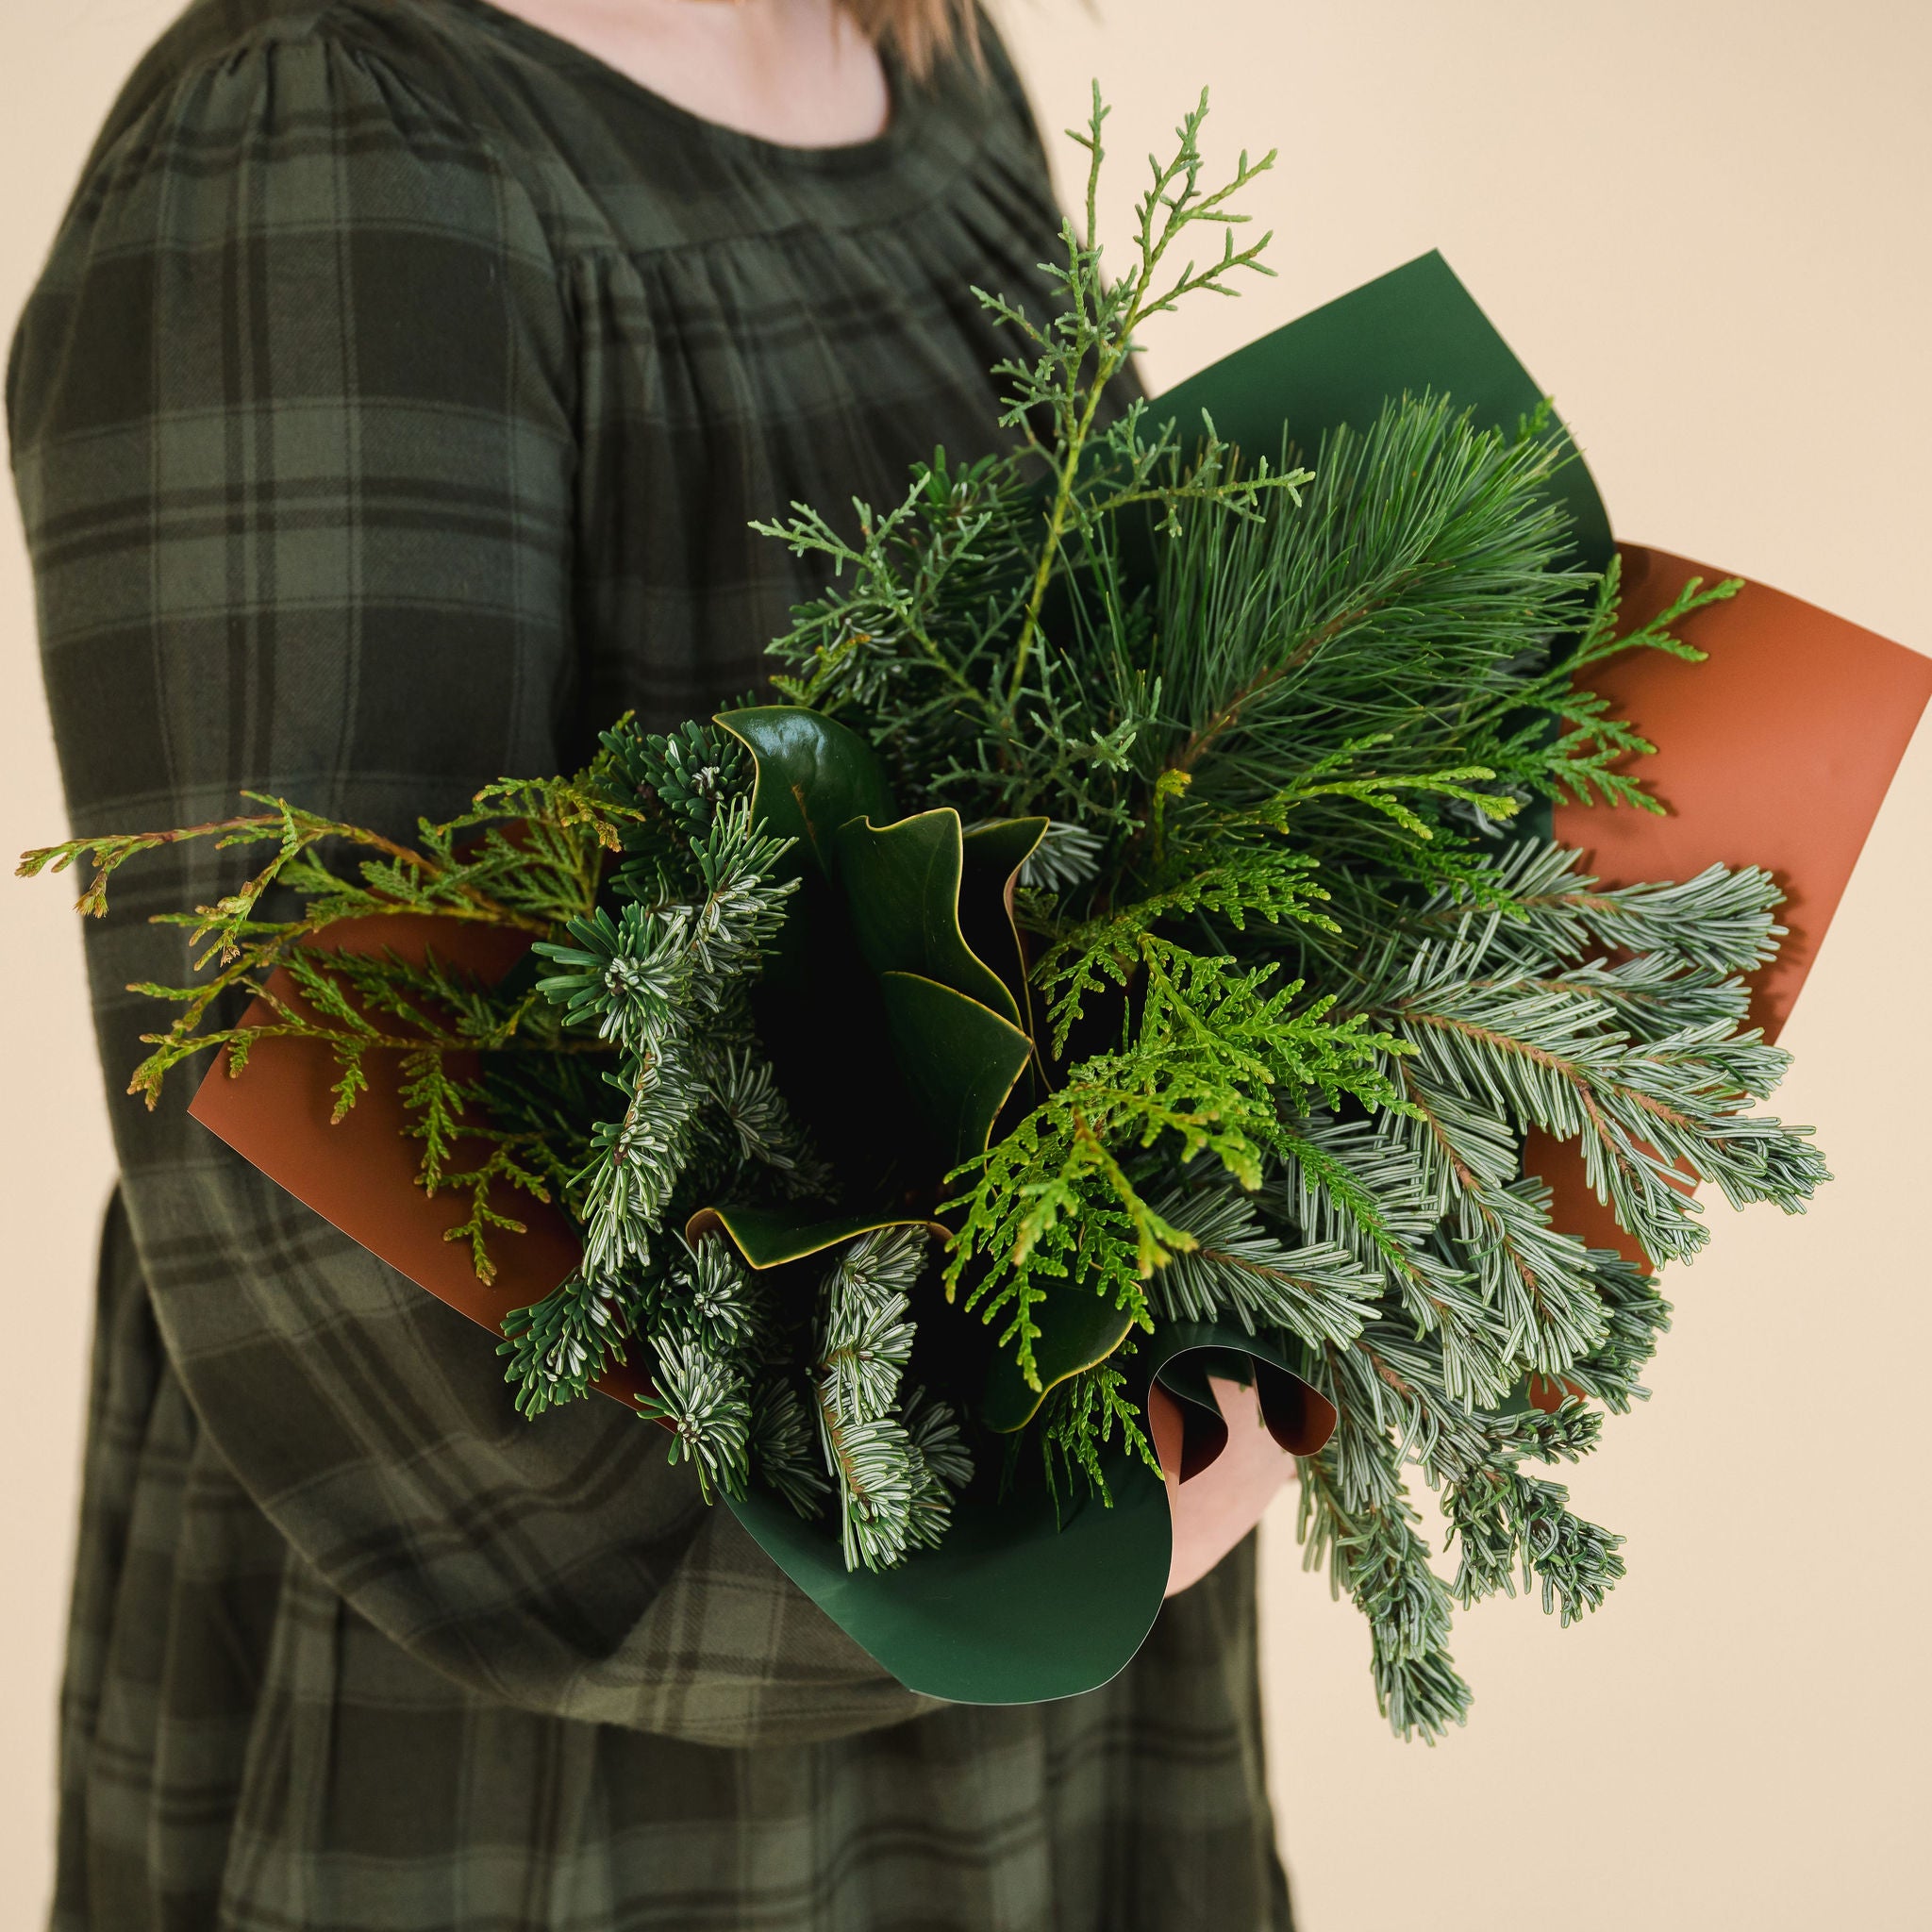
[{"x1": 444, "y1": 0, "x2": 923, "y2": 175}]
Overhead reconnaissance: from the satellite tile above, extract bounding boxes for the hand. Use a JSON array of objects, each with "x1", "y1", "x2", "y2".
[{"x1": 1152, "y1": 1375, "x2": 1297, "y2": 1598}]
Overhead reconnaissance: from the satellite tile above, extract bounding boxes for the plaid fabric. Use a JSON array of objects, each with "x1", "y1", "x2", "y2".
[{"x1": 9, "y1": 3, "x2": 1292, "y2": 1926}]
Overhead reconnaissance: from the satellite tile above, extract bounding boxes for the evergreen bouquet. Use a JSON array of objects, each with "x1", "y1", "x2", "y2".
[{"x1": 28, "y1": 92, "x2": 1918, "y2": 1734}]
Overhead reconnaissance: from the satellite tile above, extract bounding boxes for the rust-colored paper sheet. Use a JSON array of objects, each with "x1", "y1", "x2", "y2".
[
  {"x1": 187, "y1": 915, "x2": 653, "y2": 1409},
  {"x1": 1563, "y1": 547, "x2": 1931, "y2": 1039},
  {"x1": 1527, "y1": 543, "x2": 1932, "y2": 1266}
]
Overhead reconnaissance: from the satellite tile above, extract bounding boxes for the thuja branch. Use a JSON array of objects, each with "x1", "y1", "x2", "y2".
[
  {"x1": 998, "y1": 85, "x2": 1279, "y2": 712},
  {"x1": 19, "y1": 797, "x2": 567, "y2": 941}
]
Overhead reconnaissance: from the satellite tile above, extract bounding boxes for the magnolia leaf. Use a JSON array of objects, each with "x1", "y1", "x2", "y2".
[
  {"x1": 687, "y1": 1203, "x2": 942, "y2": 1271},
  {"x1": 877, "y1": 971, "x2": 1034, "y2": 1173},
  {"x1": 715, "y1": 705, "x2": 1041, "y2": 1195},
  {"x1": 981, "y1": 1293, "x2": 1141, "y2": 1435},
  {"x1": 959, "y1": 817, "x2": 1048, "y2": 1027},
  {"x1": 715, "y1": 706, "x2": 893, "y2": 882},
  {"x1": 835, "y1": 810, "x2": 1022, "y2": 1026}
]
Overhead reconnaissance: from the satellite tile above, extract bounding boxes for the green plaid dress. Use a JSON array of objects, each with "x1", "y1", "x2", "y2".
[{"x1": 8, "y1": 3, "x2": 1291, "y2": 1925}]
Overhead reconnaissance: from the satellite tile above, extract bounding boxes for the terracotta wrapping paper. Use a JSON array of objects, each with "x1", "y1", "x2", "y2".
[
  {"x1": 1529, "y1": 546, "x2": 1932, "y2": 1267},
  {"x1": 189, "y1": 916, "x2": 648, "y2": 1407}
]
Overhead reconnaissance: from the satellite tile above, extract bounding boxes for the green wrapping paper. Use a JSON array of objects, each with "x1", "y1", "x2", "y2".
[
  {"x1": 728, "y1": 1323, "x2": 1329, "y2": 1703},
  {"x1": 1162, "y1": 251, "x2": 1613, "y2": 577}
]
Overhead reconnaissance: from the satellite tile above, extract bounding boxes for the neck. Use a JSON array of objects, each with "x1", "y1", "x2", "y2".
[{"x1": 484, "y1": 0, "x2": 893, "y2": 148}]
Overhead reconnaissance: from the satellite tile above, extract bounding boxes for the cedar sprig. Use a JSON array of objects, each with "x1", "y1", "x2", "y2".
[{"x1": 1038, "y1": 1356, "x2": 1163, "y2": 1510}]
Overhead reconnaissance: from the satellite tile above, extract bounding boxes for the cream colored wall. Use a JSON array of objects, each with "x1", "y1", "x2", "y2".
[
  {"x1": 3, "y1": 5, "x2": 178, "y2": 1920},
  {"x1": 4, "y1": 2, "x2": 1927, "y2": 1924}
]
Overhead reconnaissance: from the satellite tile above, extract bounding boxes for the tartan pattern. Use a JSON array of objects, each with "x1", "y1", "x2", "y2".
[{"x1": 9, "y1": 3, "x2": 1292, "y2": 1925}]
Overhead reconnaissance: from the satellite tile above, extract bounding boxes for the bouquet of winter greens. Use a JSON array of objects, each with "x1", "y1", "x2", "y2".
[{"x1": 25, "y1": 92, "x2": 1840, "y2": 1736}]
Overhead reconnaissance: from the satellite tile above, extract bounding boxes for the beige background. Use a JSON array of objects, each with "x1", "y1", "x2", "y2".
[{"x1": 3, "y1": 1, "x2": 1927, "y2": 1924}]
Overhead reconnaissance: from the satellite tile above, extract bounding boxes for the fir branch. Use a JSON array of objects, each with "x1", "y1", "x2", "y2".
[
  {"x1": 1296, "y1": 1419, "x2": 1472, "y2": 1742},
  {"x1": 1363, "y1": 923, "x2": 1828, "y2": 1265},
  {"x1": 751, "y1": 1377, "x2": 833, "y2": 1519},
  {"x1": 808, "y1": 1228, "x2": 972, "y2": 1572},
  {"x1": 901, "y1": 1385, "x2": 974, "y2": 1551},
  {"x1": 499, "y1": 1273, "x2": 636, "y2": 1418},
  {"x1": 1557, "y1": 1253, "x2": 1673, "y2": 1413},
  {"x1": 641, "y1": 1333, "x2": 754, "y2": 1502},
  {"x1": 1445, "y1": 1461, "x2": 1626, "y2": 1622},
  {"x1": 658, "y1": 1233, "x2": 770, "y2": 1357},
  {"x1": 574, "y1": 1042, "x2": 701, "y2": 1281},
  {"x1": 1150, "y1": 1180, "x2": 1380, "y2": 1348}
]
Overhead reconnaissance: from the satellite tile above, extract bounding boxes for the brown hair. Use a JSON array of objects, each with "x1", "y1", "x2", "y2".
[{"x1": 841, "y1": 0, "x2": 982, "y2": 79}]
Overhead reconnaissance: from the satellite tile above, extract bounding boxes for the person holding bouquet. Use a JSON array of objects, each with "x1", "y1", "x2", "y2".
[{"x1": 8, "y1": 2, "x2": 1290, "y2": 1928}]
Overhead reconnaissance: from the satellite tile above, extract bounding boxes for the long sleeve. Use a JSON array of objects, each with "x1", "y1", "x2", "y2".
[{"x1": 9, "y1": 20, "x2": 932, "y2": 1749}]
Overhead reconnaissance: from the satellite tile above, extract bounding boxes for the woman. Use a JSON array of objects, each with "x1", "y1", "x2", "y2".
[{"x1": 8, "y1": 2, "x2": 1290, "y2": 1925}]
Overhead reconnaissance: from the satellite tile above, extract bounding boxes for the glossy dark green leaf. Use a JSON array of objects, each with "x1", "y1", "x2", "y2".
[
  {"x1": 877, "y1": 971, "x2": 1033, "y2": 1174},
  {"x1": 685, "y1": 1203, "x2": 941, "y2": 1271},
  {"x1": 980, "y1": 1293, "x2": 1141, "y2": 1435},
  {"x1": 1151, "y1": 1350, "x2": 1224, "y2": 1421},
  {"x1": 834, "y1": 810, "x2": 1021, "y2": 1026},
  {"x1": 714, "y1": 706, "x2": 894, "y2": 882},
  {"x1": 958, "y1": 817, "x2": 1046, "y2": 1027},
  {"x1": 716, "y1": 709, "x2": 1041, "y2": 1191},
  {"x1": 1150, "y1": 1324, "x2": 1337, "y2": 1456}
]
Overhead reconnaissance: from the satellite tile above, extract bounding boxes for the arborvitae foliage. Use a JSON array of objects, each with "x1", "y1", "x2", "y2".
[
  {"x1": 24, "y1": 87, "x2": 1828, "y2": 1729},
  {"x1": 1037, "y1": 1355, "x2": 1163, "y2": 1510}
]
